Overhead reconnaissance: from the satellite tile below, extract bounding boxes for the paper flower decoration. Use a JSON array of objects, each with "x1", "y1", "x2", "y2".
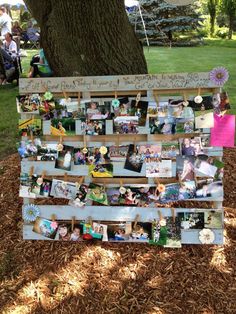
[
  {"x1": 99, "y1": 146, "x2": 108, "y2": 155},
  {"x1": 50, "y1": 221, "x2": 58, "y2": 230},
  {"x1": 82, "y1": 148, "x2": 88, "y2": 154},
  {"x1": 199, "y1": 229, "x2": 215, "y2": 244},
  {"x1": 194, "y1": 95, "x2": 203, "y2": 104},
  {"x1": 159, "y1": 219, "x2": 167, "y2": 227},
  {"x1": 112, "y1": 99, "x2": 120, "y2": 108},
  {"x1": 119, "y1": 186, "x2": 127, "y2": 194},
  {"x1": 36, "y1": 177, "x2": 43, "y2": 185},
  {"x1": 157, "y1": 184, "x2": 165, "y2": 193},
  {"x1": 43, "y1": 91, "x2": 53, "y2": 101},
  {"x1": 57, "y1": 143, "x2": 64, "y2": 152},
  {"x1": 210, "y1": 67, "x2": 229, "y2": 86},
  {"x1": 183, "y1": 101, "x2": 189, "y2": 107},
  {"x1": 23, "y1": 204, "x2": 40, "y2": 222}
]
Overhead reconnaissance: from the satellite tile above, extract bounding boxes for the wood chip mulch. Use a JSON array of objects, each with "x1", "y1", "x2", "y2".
[{"x1": 0, "y1": 149, "x2": 235, "y2": 314}]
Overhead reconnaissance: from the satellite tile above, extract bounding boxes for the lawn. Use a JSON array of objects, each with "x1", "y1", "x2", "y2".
[{"x1": 0, "y1": 40, "x2": 235, "y2": 159}]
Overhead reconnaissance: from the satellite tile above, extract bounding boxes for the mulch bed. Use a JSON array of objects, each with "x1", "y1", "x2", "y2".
[{"x1": 0, "y1": 149, "x2": 235, "y2": 314}]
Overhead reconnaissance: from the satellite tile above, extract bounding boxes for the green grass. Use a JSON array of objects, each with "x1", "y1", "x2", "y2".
[{"x1": 0, "y1": 40, "x2": 235, "y2": 159}]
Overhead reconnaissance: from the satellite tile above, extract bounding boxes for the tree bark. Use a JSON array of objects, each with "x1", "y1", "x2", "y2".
[
  {"x1": 24, "y1": 0, "x2": 148, "y2": 76},
  {"x1": 228, "y1": 16, "x2": 234, "y2": 39}
]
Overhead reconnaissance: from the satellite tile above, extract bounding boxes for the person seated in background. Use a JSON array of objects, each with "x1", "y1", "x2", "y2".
[
  {"x1": 3, "y1": 32, "x2": 17, "y2": 57},
  {"x1": 28, "y1": 43, "x2": 52, "y2": 78},
  {"x1": 26, "y1": 21, "x2": 40, "y2": 43},
  {"x1": 0, "y1": 7, "x2": 12, "y2": 39},
  {"x1": 0, "y1": 40, "x2": 15, "y2": 84},
  {"x1": 12, "y1": 21, "x2": 23, "y2": 50}
]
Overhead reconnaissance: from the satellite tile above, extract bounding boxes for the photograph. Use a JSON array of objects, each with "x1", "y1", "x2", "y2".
[
  {"x1": 194, "y1": 158, "x2": 217, "y2": 177},
  {"x1": 70, "y1": 224, "x2": 84, "y2": 241},
  {"x1": 146, "y1": 160, "x2": 172, "y2": 178},
  {"x1": 129, "y1": 100, "x2": 148, "y2": 126},
  {"x1": 89, "y1": 163, "x2": 113, "y2": 178},
  {"x1": 178, "y1": 181, "x2": 196, "y2": 200},
  {"x1": 178, "y1": 212, "x2": 205, "y2": 230},
  {"x1": 180, "y1": 137, "x2": 203, "y2": 156},
  {"x1": 31, "y1": 175, "x2": 52, "y2": 197},
  {"x1": 85, "y1": 101, "x2": 111, "y2": 120},
  {"x1": 36, "y1": 143, "x2": 58, "y2": 161},
  {"x1": 168, "y1": 100, "x2": 194, "y2": 119},
  {"x1": 17, "y1": 138, "x2": 41, "y2": 159},
  {"x1": 60, "y1": 98, "x2": 86, "y2": 119},
  {"x1": 33, "y1": 217, "x2": 58, "y2": 239},
  {"x1": 57, "y1": 223, "x2": 71, "y2": 241},
  {"x1": 81, "y1": 119, "x2": 106, "y2": 135},
  {"x1": 195, "y1": 111, "x2": 214, "y2": 129},
  {"x1": 86, "y1": 183, "x2": 108, "y2": 205},
  {"x1": 204, "y1": 211, "x2": 223, "y2": 229},
  {"x1": 50, "y1": 179, "x2": 78, "y2": 200},
  {"x1": 149, "y1": 117, "x2": 175, "y2": 135},
  {"x1": 79, "y1": 146, "x2": 110, "y2": 165},
  {"x1": 109, "y1": 145, "x2": 129, "y2": 162},
  {"x1": 73, "y1": 148, "x2": 87, "y2": 165},
  {"x1": 157, "y1": 101, "x2": 169, "y2": 118},
  {"x1": 175, "y1": 118, "x2": 194, "y2": 133},
  {"x1": 114, "y1": 116, "x2": 139, "y2": 134},
  {"x1": 195, "y1": 179, "x2": 223, "y2": 199},
  {"x1": 19, "y1": 119, "x2": 42, "y2": 137},
  {"x1": 19, "y1": 173, "x2": 36, "y2": 199},
  {"x1": 106, "y1": 187, "x2": 121, "y2": 206},
  {"x1": 51, "y1": 118, "x2": 76, "y2": 136},
  {"x1": 39, "y1": 98, "x2": 63, "y2": 120},
  {"x1": 176, "y1": 156, "x2": 195, "y2": 182},
  {"x1": 124, "y1": 144, "x2": 143, "y2": 173},
  {"x1": 149, "y1": 220, "x2": 167, "y2": 246},
  {"x1": 130, "y1": 222, "x2": 152, "y2": 241},
  {"x1": 55, "y1": 145, "x2": 74, "y2": 171},
  {"x1": 17, "y1": 94, "x2": 40, "y2": 114},
  {"x1": 112, "y1": 97, "x2": 131, "y2": 117},
  {"x1": 138, "y1": 144, "x2": 162, "y2": 162},
  {"x1": 107, "y1": 223, "x2": 132, "y2": 241},
  {"x1": 188, "y1": 96, "x2": 213, "y2": 111},
  {"x1": 69, "y1": 184, "x2": 89, "y2": 207},
  {"x1": 161, "y1": 141, "x2": 179, "y2": 159},
  {"x1": 147, "y1": 101, "x2": 158, "y2": 115},
  {"x1": 158, "y1": 183, "x2": 181, "y2": 204},
  {"x1": 91, "y1": 222, "x2": 108, "y2": 241},
  {"x1": 164, "y1": 217, "x2": 182, "y2": 248}
]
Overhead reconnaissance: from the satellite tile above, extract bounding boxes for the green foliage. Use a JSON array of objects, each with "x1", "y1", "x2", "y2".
[
  {"x1": 207, "y1": 0, "x2": 219, "y2": 36},
  {"x1": 216, "y1": 27, "x2": 228, "y2": 37}
]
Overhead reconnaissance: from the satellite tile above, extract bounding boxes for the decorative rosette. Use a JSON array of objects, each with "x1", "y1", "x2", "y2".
[
  {"x1": 119, "y1": 186, "x2": 127, "y2": 194},
  {"x1": 159, "y1": 219, "x2": 167, "y2": 227},
  {"x1": 99, "y1": 146, "x2": 108, "y2": 155},
  {"x1": 157, "y1": 184, "x2": 165, "y2": 193},
  {"x1": 112, "y1": 99, "x2": 120, "y2": 108},
  {"x1": 23, "y1": 204, "x2": 40, "y2": 222},
  {"x1": 194, "y1": 95, "x2": 203, "y2": 104},
  {"x1": 43, "y1": 91, "x2": 53, "y2": 101},
  {"x1": 199, "y1": 228, "x2": 215, "y2": 244},
  {"x1": 209, "y1": 67, "x2": 229, "y2": 86},
  {"x1": 82, "y1": 148, "x2": 88, "y2": 154},
  {"x1": 183, "y1": 101, "x2": 189, "y2": 107},
  {"x1": 36, "y1": 177, "x2": 43, "y2": 185},
  {"x1": 57, "y1": 143, "x2": 64, "y2": 152}
]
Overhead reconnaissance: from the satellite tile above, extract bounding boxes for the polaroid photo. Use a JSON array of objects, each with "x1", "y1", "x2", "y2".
[
  {"x1": 178, "y1": 181, "x2": 196, "y2": 200},
  {"x1": 168, "y1": 100, "x2": 194, "y2": 120},
  {"x1": 124, "y1": 144, "x2": 143, "y2": 173},
  {"x1": 107, "y1": 223, "x2": 132, "y2": 241},
  {"x1": 161, "y1": 141, "x2": 180, "y2": 159},
  {"x1": 164, "y1": 216, "x2": 182, "y2": 248},
  {"x1": 149, "y1": 220, "x2": 167, "y2": 246},
  {"x1": 114, "y1": 116, "x2": 139, "y2": 134},
  {"x1": 195, "y1": 111, "x2": 214, "y2": 129},
  {"x1": 50, "y1": 179, "x2": 77, "y2": 200},
  {"x1": 139, "y1": 144, "x2": 162, "y2": 162},
  {"x1": 178, "y1": 212, "x2": 205, "y2": 230},
  {"x1": 17, "y1": 138, "x2": 41, "y2": 159},
  {"x1": 194, "y1": 157, "x2": 217, "y2": 177},
  {"x1": 89, "y1": 163, "x2": 113, "y2": 178},
  {"x1": 19, "y1": 173, "x2": 36, "y2": 199},
  {"x1": 175, "y1": 118, "x2": 194, "y2": 133},
  {"x1": 36, "y1": 143, "x2": 58, "y2": 161},
  {"x1": 85, "y1": 101, "x2": 111, "y2": 120},
  {"x1": 147, "y1": 101, "x2": 158, "y2": 116},
  {"x1": 176, "y1": 156, "x2": 195, "y2": 182},
  {"x1": 204, "y1": 211, "x2": 223, "y2": 229},
  {"x1": 55, "y1": 145, "x2": 74, "y2": 171},
  {"x1": 195, "y1": 179, "x2": 223, "y2": 199},
  {"x1": 129, "y1": 100, "x2": 148, "y2": 126},
  {"x1": 17, "y1": 94, "x2": 40, "y2": 114},
  {"x1": 51, "y1": 118, "x2": 76, "y2": 136},
  {"x1": 69, "y1": 184, "x2": 89, "y2": 207},
  {"x1": 86, "y1": 183, "x2": 108, "y2": 205},
  {"x1": 180, "y1": 137, "x2": 203, "y2": 156},
  {"x1": 149, "y1": 117, "x2": 175, "y2": 135},
  {"x1": 81, "y1": 119, "x2": 106, "y2": 135},
  {"x1": 146, "y1": 160, "x2": 172, "y2": 178},
  {"x1": 130, "y1": 222, "x2": 152, "y2": 241},
  {"x1": 109, "y1": 145, "x2": 129, "y2": 162},
  {"x1": 33, "y1": 217, "x2": 58, "y2": 239},
  {"x1": 158, "y1": 183, "x2": 180, "y2": 204},
  {"x1": 31, "y1": 175, "x2": 52, "y2": 197},
  {"x1": 91, "y1": 222, "x2": 108, "y2": 241},
  {"x1": 19, "y1": 119, "x2": 42, "y2": 137}
]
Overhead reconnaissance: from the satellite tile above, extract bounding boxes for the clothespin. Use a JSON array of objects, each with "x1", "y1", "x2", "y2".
[
  {"x1": 60, "y1": 136, "x2": 63, "y2": 144},
  {"x1": 117, "y1": 134, "x2": 120, "y2": 147},
  {"x1": 78, "y1": 92, "x2": 81, "y2": 107},
  {"x1": 64, "y1": 172, "x2": 68, "y2": 183},
  {"x1": 115, "y1": 91, "x2": 118, "y2": 99},
  {"x1": 153, "y1": 91, "x2": 159, "y2": 108},
  {"x1": 51, "y1": 214, "x2": 56, "y2": 222},
  {"x1": 76, "y1": 176, "x2": 84, "y2": 189},
  {"x1": 41, "y1": 170, "x2": 46, "y2": 180},
  {"x1": 158, "y1": 210, "x2": 163, "y2": 221},
  {"x1": 133, "y1": 214, "x2": 140, "y2": 231},
  {"x1": 87, "y1": 216, "x2": 93, "y2": 226},
  {"x1": 135, "y1": 92, "x2": 141, "y2": 107},
  {"x1": 134, "y1": 136, "x2": 137, "y2": 151},
  {"x1": 171, "y1": 208, "x2": 176, "y2": 223},
  {"x1": 120, "y1": 178, "x2": 123, "y2": 187},
  {"x1": 29, "y1": 166, "x2": 34, "y2": 177},
  {"x1": 183, "y1": 92, "x2": 189, "y2": 106},
  {"x1": 63, "y1": 91, "x2": 68, "y2": 100},
  {"x1": 71, "y1": 216, "x2": 75, "y2": 231}
]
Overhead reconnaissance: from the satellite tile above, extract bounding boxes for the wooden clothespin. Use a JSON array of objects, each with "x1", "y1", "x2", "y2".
[
  {"x1": 115, "y1": 91, "x2": 118, "y2": 99},
  {"x1": 135, "y1": 92, "x2": 141, "y2": 107},
  {"x1": 64, "y1": 172, "x2": 68, "y2": 183},
  {"x1": 29, "y1": 166, "x2": 34, "y2": 177},
  {"x1": 77, "y1": 176, "x2": 84, "y2": 188},
  {"x1": 71, "y1": 216, "x2": 76, "y2": 231},
  {"x1": 87, "y1": 216, "x2": 93, "y2": 226},
  {"x1": 78, "y1": 92, "x2": 81, "y2": 107},
  {"x1": 41, "y1": 170, "x2": 46, "y2": 180},
  {"x1": 51, "y1": 213, "x2": 56, "y2": 222},
  {"x1": 153, "y1": 90, "x2": 159, "y2": 107},
  {"x1": 120, "y1": 178, "x2": 123, "y2": 187},
  {"x1": 171, "y1": 208, "x2": 176, "y2": 223},
  {"x1": 134, "y1": 136, "x2": 137, "y2": 151},
  {"x1": 133, "y1": 214, "x2": 140, "y2": 231},
  {"x1": 63, "y1": 91, "x2": 68, "y2": 100},
  {"x1": 158, "y1": 210, "x2": 163, "y2": 221}
]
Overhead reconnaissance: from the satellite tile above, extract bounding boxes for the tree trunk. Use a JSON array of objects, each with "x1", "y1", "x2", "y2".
[
  {"x1": 24, "y1": 0, "x2": 148, "y2": 76},
  {"x1": 210, "y1": 14, "x2": 216, "y2": 37},
  {"x1": 228, "y1": 16, "x2": 234, "y2": 39}
]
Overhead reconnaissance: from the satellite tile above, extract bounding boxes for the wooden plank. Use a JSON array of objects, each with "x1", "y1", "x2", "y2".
[{"x1": 19, "y1": 73, "x2": 218, "y2": 93}]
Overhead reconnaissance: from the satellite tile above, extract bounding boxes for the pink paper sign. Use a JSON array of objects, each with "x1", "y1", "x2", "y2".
[{"x1": 210, "y1": 114, "x2": 235, "y2": 147}]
